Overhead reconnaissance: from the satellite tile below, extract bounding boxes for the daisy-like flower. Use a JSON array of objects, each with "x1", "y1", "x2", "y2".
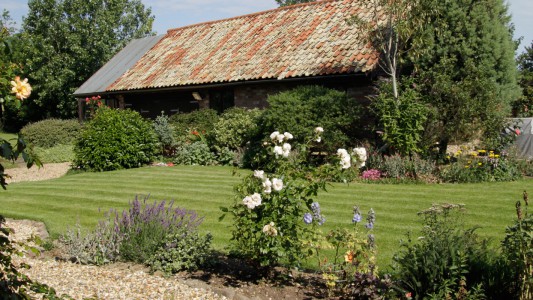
[
  {"x1": 11, "y1": 76, "x2": 32, "y2": 100},
  {"x1": 272, "y1": 178, "x2": 283, "y2": 191},
  {"x1": 262, "y1": 222, "x2": 278, "y2": 236},
  {"x1": 253, "y1": 170, "x2": 265, "y2": 180}
]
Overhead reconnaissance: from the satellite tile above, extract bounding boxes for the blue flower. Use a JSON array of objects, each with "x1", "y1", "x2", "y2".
[
  {"x1": 352, "y1": 213, "x2": 362, "y2": 223},
  {"x1": 365, "y1": 222, "x2": 374, "y2": 229},
  {"x1": 303, "y1": 213, "x2": 313, "y2": 224}
]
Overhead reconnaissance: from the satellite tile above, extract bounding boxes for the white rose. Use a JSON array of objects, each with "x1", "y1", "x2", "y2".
[
  {"x1": 263, "y1": 178, "x2": 272, "y2": 194},
  {"x1": 270, "y1": 131, "x2": 280, "y2": 141},
  {"x1": 262, "y1": 222, "x2": 278, "y2": 236},
  {"x1": 253, "y1": 170, "x2": 264, "y2": 180},
  {"x1": 276, "y1": 133, "x2": 285, "y2": 144},
  {"x1": 283, "y1": 132, "x2": 293, "y2": 140},
  {"x1": 314, "y1": 127, "x2": 324, "y2": 134},
  {"x1": 273, "y1": 146, "x2": 283, "y2": 157},
  {"x1": 251, "y1": 193, "x2": 262, "y2": 206},
  {"x1": 242, "y1": 196, "x2": 254, "y2": 209},
  {"x1": 352, "y1": 147, "x2": 367, "y2": 162},
  {"x1": 272, "y1": 178, "x2": 284, "y2": 191},
  {"x1": 315, "y1": 137, "x2": 321, "y2": 143}
]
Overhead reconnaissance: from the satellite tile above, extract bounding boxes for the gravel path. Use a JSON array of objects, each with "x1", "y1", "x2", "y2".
[
  {"x1": 4, "y1": 165, "x2": 229, "y2": 300},
  {"x1": 6, "y1": 220, "x2": 227, "y2": 300},
  {"x1": 5, "y1": 162, "x2": 71, "y2": 183}
]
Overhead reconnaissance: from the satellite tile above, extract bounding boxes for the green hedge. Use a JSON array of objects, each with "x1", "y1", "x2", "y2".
[
  {"x1": 73, "y1": 108, "x2": 158, "y2": 171},
  {"x1": 21, "y1": 119, "x2": 81, "y2": 148}
]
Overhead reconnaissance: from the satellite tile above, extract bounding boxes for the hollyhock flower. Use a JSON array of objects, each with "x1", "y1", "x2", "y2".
[
  {"x1": 11, "y1": 76, "x2": 32, "y2": 100},
  {"x1": 303, "y1": 213, "x2": 313, "y2": 224},
  {"x1": 272, "y1": 178, "x2": 283, "y2": 191},
  {"x1": 253, "y1": 170, "x2": 265, "y2": 180},
  {"x1": 262, "y1": 222, "x2": 278, "y2": 236}
]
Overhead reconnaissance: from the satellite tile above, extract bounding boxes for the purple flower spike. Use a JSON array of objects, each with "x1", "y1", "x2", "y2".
[
  {"x1": 303, "y1": 213, "x2": 313, "y2": 224},
  {"x1": 365, "y1": 222, "x2": 374, "y2": 229},
  {"x1": 352, "y1": 213, "x2": 362, "y2": 223}
]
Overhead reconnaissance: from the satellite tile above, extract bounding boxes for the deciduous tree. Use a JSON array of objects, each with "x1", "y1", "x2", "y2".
[{"x1": 21, "y1": 0, "x2": 154, "y2": 118}]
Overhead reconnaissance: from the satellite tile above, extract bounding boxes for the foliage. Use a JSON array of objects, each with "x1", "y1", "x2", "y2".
[
  {"x1": 34, "y1": 144, "x2": 74, "y2": 163},
  {"x1": 440, "y1": 150, "x2": 521, "y2": 183},
  {"x1": 392, "y1": 204, "x2": 496, "y2": 299},
  {"x1": 153, "y1": 112, "x2": 176, "y2": 157},
  {"x1": 371, "y1": 78, "x2": 428, "y2": 155},
  {"x1": 20, "y1": 0, "x2": 154, "y2": 118},
  {"x1": 148, "y1": 230, "x2": 213, "y2": 274},
  {"x1": 222, "y1": 130, "x2": 332, "y2": 269},
  {"x1": 0, "y1": 216, "x2": 67, "y2": 299},
  {"x1": 314, "y1": 206, "x2": 396, "y2": 299},
  {"x1": 502, "y1": 191, "x2": 533, "y2": 299},
  {"x1": 514, "y1": 41, "x2": 533, "y2": 117},
  {"x1": 173, "y1": 141, "x2": 217, "y2": 166},
  {"x1": 62, "y1": 195, "x2": 206, "y2": 266},
  {"x1": 407, "y1": 0, "x2": 520, "y2": 155},
  {"x1": 275, "y1": 0, "x2": 314, "y2": 7},
  {"x1": 260, "y1": 86, "x2": 363, "y2": 155},
  {"x1": 20, "y1": 118, "x2": 81, "y2": 148},
  {"x1": 366, "y1": 153, "x2": 437, "y2": 182},
  {"x1": 73, "y1": 107, "x2": 158, "y2": 171},
  {"x1": 212, "y1": 107, "x2": 262, "y2": 151},
  {"x1": 169, "y1": 109, "x2": 218, "y2": 144}
]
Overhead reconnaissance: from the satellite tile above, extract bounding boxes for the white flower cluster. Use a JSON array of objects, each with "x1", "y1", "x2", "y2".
[
  {"x1": 337, "y1": 148, "x2": 351, "y2": 169},
  {"x1": 314, "y1": 127, "x2": 324, "y2": 142},
  {"x1": 262, "y1": 222, "x2": 278, "y2": 236},
  {"x1": 242, "y1": 193, "x2": 262, "y2": 209},
  {"x1": 270, "y1": 131, "x2": 293, "y2": 158},
  {"x1": 253, "y1": 170, "x2": 283, "y2": 194},
  {"x1": 352, "y1": 147, "x2": 368, "y2": 168}
]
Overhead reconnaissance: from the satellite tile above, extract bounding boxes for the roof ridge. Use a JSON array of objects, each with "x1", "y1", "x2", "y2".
[{"x1": 166, "y1": 0, "x2": 342, "y2": 33}]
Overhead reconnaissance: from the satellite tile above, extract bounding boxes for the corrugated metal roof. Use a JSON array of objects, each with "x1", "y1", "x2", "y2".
[
  {"x1": 73, "y1": 35, "x2": 165, "y2": 97},
  {"x1": 106, "y1": 0, "x2": 381, "y2": 92}
]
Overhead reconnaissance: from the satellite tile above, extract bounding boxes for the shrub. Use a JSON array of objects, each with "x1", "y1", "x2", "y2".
[
  {"x1": 73, "y1": 107, "x2": 158, "y2": 171},
  {"x1": 148, "y1": 230, "x2": 213, "y2": 274},
  {"x1": 169, "y1": 109, "x2": 218, "y2": 143},
  {"x1": 501, "y1": 191, "x2": 533, "y2": 299},
  {"x1": 34, "y1": 144, "x2": 74, "y2": 163},
  {"x1": 62, "y1": 195, "x2": 206, "y2": 266},
  {"x1": 173, "y1": 141, "x2": 217, "y2": 166},
  {"x1": 260, "y1": 86, "x2": 364, "y2": 154},
  {"x1": 392, "y1": 204, "x2": 493, "y2": 299},
  {"x1": 21, "y1": 118, "x2": 81, "y2": 148},
  {"x1": 212, "y1": 107, "x2": 262, "y2": 151},
  {"x1": 153, "y1": 112, "x2": 177, "y2": 156},
  {"x1": 367, "y1": 153, "x2": 437, "y2": 181},
  {"x1": 439, "y1": 150, "x2": 521, "y2": 183}
]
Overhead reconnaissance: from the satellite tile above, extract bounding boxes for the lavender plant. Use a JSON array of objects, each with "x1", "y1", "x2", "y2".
[{"x1": 62, "y1": 195, "x2": 205, "y2": 266}]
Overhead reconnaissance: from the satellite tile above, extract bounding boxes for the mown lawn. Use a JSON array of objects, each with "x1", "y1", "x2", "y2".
[{"x1": 1, "y1": 165, "x2": 531, "y2": 269}]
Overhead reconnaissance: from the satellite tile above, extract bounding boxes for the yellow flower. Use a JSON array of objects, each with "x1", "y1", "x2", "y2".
[
  {"x1": 10, "y1": 76, "x2": 32, "y2": 100},
  {"x1": 478, "y1": 162, "x2": 482, "y2": 166},
  {"x1": 470, "y1": 152, "x2": 478, "y2": 157},
  {"x1": 478, "y1": 150, "x2": 486, "y2": 153},
  {"x1": 495, "y1": 154, "x2": 500, "y2": 158}
]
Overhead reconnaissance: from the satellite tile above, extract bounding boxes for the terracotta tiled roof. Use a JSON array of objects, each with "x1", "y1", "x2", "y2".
[{"x1": 107, "y1": 0, "x2": 381, "y2": 92}]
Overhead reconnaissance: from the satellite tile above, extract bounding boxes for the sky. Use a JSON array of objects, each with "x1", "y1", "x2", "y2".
[{"x1": 0, "y1": 0, "x2": 531, "y2": 53}]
